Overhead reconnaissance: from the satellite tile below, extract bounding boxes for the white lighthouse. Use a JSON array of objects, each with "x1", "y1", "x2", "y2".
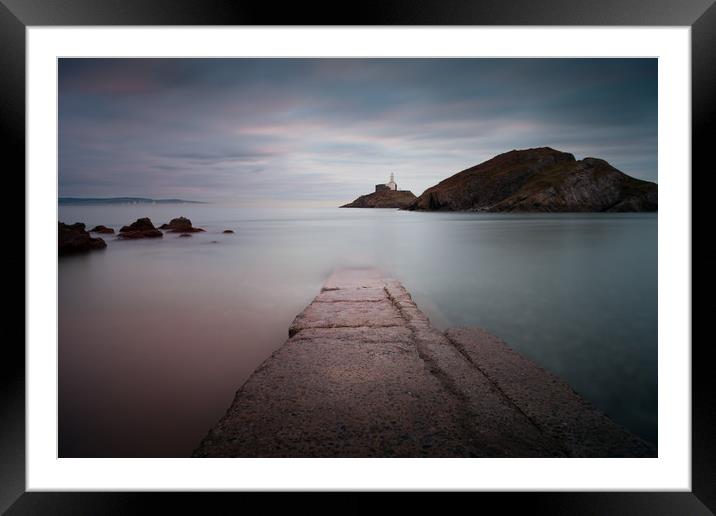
[
  {"x1": 386, "y1": 172, "x2": 397, "y2": 191},
  {"x1": 374, "y1": 172, "x2": 399, "y2": 193}
]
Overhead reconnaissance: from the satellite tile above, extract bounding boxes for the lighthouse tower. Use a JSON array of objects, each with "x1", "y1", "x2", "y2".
[
  {"x1": 374, "y1": 173, "x2": 399, "y2": 193},
  {"x1": 386, "y1": 173, "x2": 397, "y2": 191}
]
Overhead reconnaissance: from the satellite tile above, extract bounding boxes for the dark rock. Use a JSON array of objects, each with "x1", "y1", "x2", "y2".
[
  {"x1": 120, "y1": 217, "x2": 155, "y2": 231},
  {"x1": 222, "y1": 229, "x2": 234, "y2": 234},
  {"x1": 407, "y1": 147, "x2": 657, "y2": 212},
  {"x1": 178, "y1": 233, "x2": 192, "y2": 238},
  {"x1": 159, "y1": 216, "x2": 205, "y2": 233},
  {"x1": 117, "y1": 229, "x2": 163, "y2": 239},
  {"x1": 90, "y1": 225, "x2": 115, "y2": 234},
  {"x1": 118, "y1": 217, "x2": 163, "y2": 239},
  {"x1": 341, "y1": 190, "x2": 417, "y2": 209},
  {"x1": 58, "y1": 222, "x2": 107, "y2": 255}
]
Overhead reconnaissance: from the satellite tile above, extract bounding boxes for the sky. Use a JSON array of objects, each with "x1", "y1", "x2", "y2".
[{"x1": 59, "y1": 58, "x2": 657, "y2": 205}]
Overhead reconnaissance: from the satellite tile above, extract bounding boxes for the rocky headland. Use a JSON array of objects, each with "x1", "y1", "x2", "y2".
[
  {"x1": 341, "y1": 189, "x2": 417, "y2": 209},
  {"x1": 407, "y1": 147, "x2": 657, "y2": 212}
]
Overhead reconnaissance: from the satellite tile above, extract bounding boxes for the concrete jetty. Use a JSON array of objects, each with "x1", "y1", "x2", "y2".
[{"x1": 193, "y1": 268, "x2": 655, "y2": 457}]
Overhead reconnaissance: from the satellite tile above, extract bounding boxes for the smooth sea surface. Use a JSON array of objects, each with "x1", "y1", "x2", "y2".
[{"x1": 58, "y1": 205, "x2": 657, "y2": 457}]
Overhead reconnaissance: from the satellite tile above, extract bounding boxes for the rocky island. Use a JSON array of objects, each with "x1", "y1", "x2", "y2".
[
  {"x1": 407, "y1": 147, "x2": 657, "y2": 212},
  {"x1": 341, "y1": 173, "x2": 417, "y2": 209},
  {"x1": 341, "y1": 190, "x2": 417, "y2": 209}
]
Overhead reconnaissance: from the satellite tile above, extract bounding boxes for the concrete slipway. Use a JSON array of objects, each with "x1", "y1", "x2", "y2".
[{"x1": 193, "y1": 268, "x2": 655, "y2": 458}]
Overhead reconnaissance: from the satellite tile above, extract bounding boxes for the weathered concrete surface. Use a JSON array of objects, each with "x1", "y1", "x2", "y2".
[
  {"x1": 445, "y1": 327, "x2": 656, "y2": 457},
  {"x1": 193, "y1": 268, "x2": 655, "y2": 457}
]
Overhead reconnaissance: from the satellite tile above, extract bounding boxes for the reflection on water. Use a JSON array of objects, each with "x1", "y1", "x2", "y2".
[{"x1": 59, "y1": 205, "x2": 657, "y2": 456}]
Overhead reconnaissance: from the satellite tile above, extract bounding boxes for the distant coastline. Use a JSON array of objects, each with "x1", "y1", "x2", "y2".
[{"x1": 59, "y1": 197, "x2": 207, "y2": 205}]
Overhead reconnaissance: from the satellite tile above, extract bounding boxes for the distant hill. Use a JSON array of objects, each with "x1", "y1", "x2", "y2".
[
  {"x1": 341, "y1": 190, "x2": 417, "y2": 209},
  {"x1": 59, "y1": 197, "x2": 207, "y2": 205},
  {"x1": 407, "y1": 147, "x2": 657, "y2": 212}
]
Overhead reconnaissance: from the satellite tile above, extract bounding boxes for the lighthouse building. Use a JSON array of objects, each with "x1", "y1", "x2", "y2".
[{"x1": 375, "y1": 173, "x2": 398, "y2": 192}]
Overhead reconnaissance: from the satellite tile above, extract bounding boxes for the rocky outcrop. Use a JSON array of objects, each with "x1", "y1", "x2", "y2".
[
  {"x1": 118, "y1": 217, "x2": 163, "y2": 239},
  {"x1": 89, "y1": 225, "x2": 114, "y2": 234},
  {"x1": 159, "y1": 217, "x2": 205, "y2": 233},
  {"x1": 58, "y1": 222, "x2": 107, "y2": 255},
  {"x1": 341, "y1": 189, "x2": 417, "y2": 209},
  {"x1": 408, "y1": 147, "x2": 657, "y2": 212},
  {"x1": 222, "y1": 229, "x2": 234, "y2": 234}
]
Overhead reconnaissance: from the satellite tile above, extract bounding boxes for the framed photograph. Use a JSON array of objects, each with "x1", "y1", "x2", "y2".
[{"x1": 5, "y1": 0, "x2": 712, "y2": 513}]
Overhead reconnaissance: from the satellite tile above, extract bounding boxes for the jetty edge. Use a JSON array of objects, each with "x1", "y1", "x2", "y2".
[{"x1": 193, "y1": 268, "x2": 655, "y2": 457}]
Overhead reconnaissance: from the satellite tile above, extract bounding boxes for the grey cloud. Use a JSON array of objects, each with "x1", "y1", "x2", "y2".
[{"x1": 59, "y1": 58, "x2": 658, "y2": 202}]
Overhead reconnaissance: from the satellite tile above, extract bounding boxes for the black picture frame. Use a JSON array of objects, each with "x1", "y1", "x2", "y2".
[{"x1": 4, "y1": 0, "x2": 713, "y2": 513}]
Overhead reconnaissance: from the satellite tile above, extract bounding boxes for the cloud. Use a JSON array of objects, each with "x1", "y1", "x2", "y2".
[
  {"x1": 59, "y1": 58, "x2": 658, "y2": 202},
  {"x1": 159, "y1": 151, "x2": 275, "y2": 166}
]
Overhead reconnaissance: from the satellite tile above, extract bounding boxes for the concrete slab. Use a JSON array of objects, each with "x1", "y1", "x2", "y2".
[
  {"x1": 194, "y1": 268, "x2": 655, "y2": 457},
  {"x1": 445, "y1": 327, "x2": 655, "y2": 457},
  {"x1": 315, "y1": 287, "x2": 387, "y2": 303},
  {"x1": 289, "y1": 300, "x2": 404, "y2": 337}
]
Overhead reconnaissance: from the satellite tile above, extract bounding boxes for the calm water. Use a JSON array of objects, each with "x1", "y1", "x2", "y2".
[{"x1": 58, "y1": 205, "x2": 657, "y2": 456}]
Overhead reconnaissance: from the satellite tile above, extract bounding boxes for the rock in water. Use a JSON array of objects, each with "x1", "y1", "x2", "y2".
[
  {"x1": 118, "y1": 217, "x2": 163, "y2": 239},
  {"x1": 341, "y1": 189, "x2": 417, "y2": 209},
  {"x1": 408, "y1": 147, "x2": 657, "y2": 212},
  {"x1": 58, "y1": 222, "x2": 107, "y2": 255},
  {"x1": 159, "y1": 216, "x2": 205, "y2": 233},
  {"x1": 90, "y1": 225, "x2": 115, "y2": 234},
  {"x1": 222, "y1": 229, "x2": 234, "y2": 234}
]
